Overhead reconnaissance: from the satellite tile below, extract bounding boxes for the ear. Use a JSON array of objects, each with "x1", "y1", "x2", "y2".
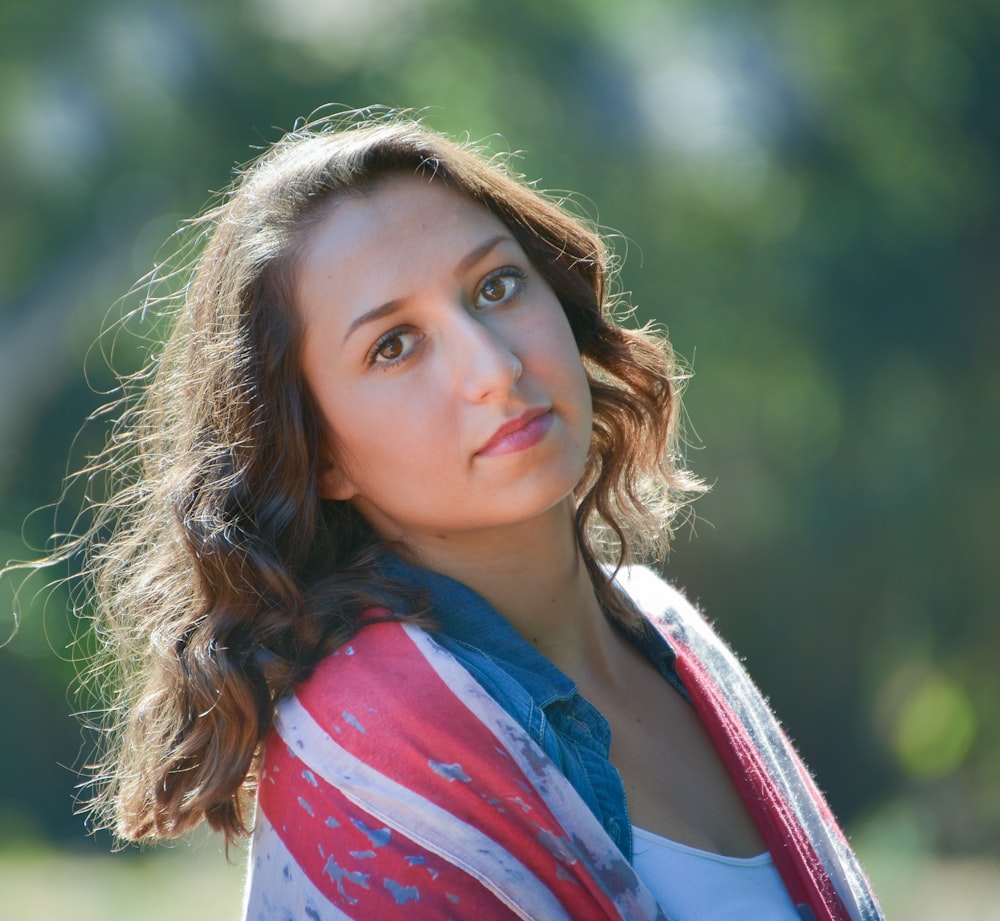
[{"x1": 318, "y1": 456, "x2": 358, "y2": 502}]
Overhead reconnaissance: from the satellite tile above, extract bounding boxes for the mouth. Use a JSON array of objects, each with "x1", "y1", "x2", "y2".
[{"x1": 476, "y1": 408, "x2": 553, "y2": 457}]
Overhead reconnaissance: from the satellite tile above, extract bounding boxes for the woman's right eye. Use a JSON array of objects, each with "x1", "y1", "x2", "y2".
[
  {"x1": 377, "y1": 335, "x2": 404, "y2": 361},
  {"x1": 368, "y1": 328, "x2": 420, "y2": 367}
]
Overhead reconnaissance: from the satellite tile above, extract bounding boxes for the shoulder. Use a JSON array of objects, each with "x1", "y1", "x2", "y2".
[
  {"x1": 280, "y1": 618, "x2": 452, "y2": 738},
  {"x1": 614, "y1": 564, "x2": 704, "y2": 625},
  {"x1": 273, "y1": 617, "x2": 526, "y2": 779},
  {"x1": 613, "y1": 565, "x2": 738, "y2": 669}
]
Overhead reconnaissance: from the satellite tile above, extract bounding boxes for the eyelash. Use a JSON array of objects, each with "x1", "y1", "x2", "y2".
[{"x1": 365, "y1": 266, "x2": 529, "y2": 369}]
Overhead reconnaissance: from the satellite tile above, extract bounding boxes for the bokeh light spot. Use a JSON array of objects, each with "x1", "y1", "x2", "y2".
[{"x1": 892, "y1": 674, "x2": 977, "y2": 780}]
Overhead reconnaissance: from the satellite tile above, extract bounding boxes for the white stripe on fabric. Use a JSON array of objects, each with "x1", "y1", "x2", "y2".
[
  {"x1": 243, "y1": 810, "x2": 356, "y2": 921},
  {"x1": 402, "y1": 625, "x2": 664, "y2": 921},
  {"x1": 274, "y1": 693, "x2": 576, "y2": 921}
]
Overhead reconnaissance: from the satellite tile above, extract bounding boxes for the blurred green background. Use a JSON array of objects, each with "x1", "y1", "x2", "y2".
[{"x1": 1, "y1": 0, "x2": 998, "y2": 916}]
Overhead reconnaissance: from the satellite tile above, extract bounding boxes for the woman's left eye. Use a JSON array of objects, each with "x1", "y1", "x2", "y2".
[{"x1": 475, "y1": 268, "x2": 527, "y2": 309}]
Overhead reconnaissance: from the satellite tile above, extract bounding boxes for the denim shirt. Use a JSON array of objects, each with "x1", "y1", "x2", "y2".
[{"x1": 378, "y1": 554, "x2": 689, "y2": 864}]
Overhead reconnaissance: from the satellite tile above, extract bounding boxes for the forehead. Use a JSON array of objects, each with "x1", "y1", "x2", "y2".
[
  {"x1": 307, "y1": 173, "x2": 505, "y2": 261},
  {"x1": 294, "y1": 174, "x2": 513, "y2": 321}
]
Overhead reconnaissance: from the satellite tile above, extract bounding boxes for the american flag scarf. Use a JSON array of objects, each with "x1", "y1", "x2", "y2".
[{"x1": 242, "y1": 568, "x2": 882, "y2": 920}]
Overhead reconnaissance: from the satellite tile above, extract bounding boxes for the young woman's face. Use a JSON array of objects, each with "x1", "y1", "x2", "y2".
[{"x1": 295, "y1": 174, "x2": 593, "y2": 545}]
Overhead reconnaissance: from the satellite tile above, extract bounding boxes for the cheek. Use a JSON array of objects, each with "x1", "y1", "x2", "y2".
[
  {"x1": 328, "y1": 387, "x2": 449, "y2": 480},
  {"x1": 522, "y1": 298, "x2": 583, "y2": 364},
  {"x1": 546, "y1": 320, "x2": 591, "y2": 400}
]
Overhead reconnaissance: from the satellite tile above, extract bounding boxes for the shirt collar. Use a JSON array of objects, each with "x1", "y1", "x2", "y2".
[{"x1": 377, "y1": 551, "x2": 578, "y2": 706}]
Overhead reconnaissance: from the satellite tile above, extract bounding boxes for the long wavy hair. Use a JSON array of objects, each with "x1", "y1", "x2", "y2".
[{"x1": 25, "y1": 111, "x2": 704, "y2": 846}]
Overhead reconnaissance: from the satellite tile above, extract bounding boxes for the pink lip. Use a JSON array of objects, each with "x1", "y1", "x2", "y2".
[{"x1": 477, "y1": 408, "x2": 553, "y2": 457}]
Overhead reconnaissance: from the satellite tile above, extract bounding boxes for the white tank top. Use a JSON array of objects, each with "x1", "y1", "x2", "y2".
[{"x1": 631, "y1": 825, "x2": 804, "y2": 920}]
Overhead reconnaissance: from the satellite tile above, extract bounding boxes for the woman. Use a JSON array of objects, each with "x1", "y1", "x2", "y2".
[{"x1": 47, "y1": 111, "x2": 881, "y2": 919}]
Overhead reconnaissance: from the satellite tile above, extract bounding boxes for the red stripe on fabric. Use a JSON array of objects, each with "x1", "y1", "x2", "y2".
[
  {"x1": 258, "y1": 725, "x2": 521, "y2": 918},
  {"x1": 292, "y1": 621, "x2": 620, "y2": 920},
  {"x1": 666, "y1": 631, "x2": 850, "y2": 921}
]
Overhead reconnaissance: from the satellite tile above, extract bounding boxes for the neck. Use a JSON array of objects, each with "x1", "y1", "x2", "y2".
[{"x1": 397, "y1": 500, "x2": 624, "y2": 686}]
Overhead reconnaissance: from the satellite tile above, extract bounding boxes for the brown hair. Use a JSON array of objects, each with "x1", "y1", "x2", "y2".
[{"x1": 31, "y1": 110, "x2": 703, "y2": 846}]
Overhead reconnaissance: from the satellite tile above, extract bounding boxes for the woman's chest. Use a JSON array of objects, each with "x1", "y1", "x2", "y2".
[{"x1": 587, "y1": 655, "x2": 767, "y2": 860}]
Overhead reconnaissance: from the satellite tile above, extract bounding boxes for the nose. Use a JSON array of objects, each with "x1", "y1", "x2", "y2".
[{"x1": 446, "y1": 311, "x2": 523, "y2": 402}]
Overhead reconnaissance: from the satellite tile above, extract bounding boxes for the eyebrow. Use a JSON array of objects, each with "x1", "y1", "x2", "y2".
[{"x1": 342, "y1": 233, "x2": 515, "y2": 343}]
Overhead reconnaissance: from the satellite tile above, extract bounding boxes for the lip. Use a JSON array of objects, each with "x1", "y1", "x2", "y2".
[{"x1": 476, "y1": 408, "x2": 553, "y2": 457}]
